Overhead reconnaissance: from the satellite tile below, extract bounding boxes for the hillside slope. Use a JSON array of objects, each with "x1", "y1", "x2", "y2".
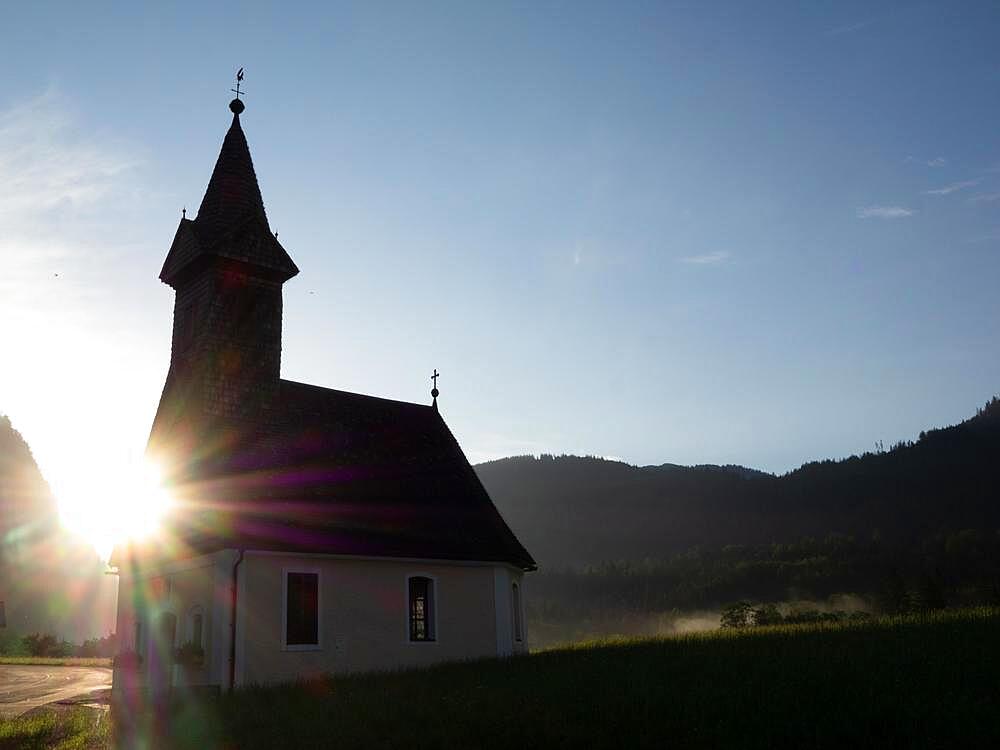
[
  {"x1": 0, "y1": 415, "x2": 115, "y2": 640},
  {"x1": 0, "y1": 414, "x2": 57, "y2": 533},
  {"x1": 477, "y1": 398, "x2": 1000, "y2": 567}
]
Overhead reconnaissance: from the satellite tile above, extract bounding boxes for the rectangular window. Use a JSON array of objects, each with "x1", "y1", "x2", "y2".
[
  {"x1": 285, "y1": 572, "x2": 319, "y2": 646},
  {"x1": 408, "y1": 577, "x2": 436, "y2": 642}
]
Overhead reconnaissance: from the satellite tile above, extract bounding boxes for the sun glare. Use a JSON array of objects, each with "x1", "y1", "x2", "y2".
[{"x1": 57, "y1": 458, "x2": 174, "y2": 560}]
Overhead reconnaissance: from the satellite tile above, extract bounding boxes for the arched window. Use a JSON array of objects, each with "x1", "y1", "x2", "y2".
[
  {"x1": 159, "y1": 612, "x2": 177, "y2": 651},
  {"x1": 189, "y1": 607, "x2": 204, "y2": 647},
  {"x1": 408, "y1": 576, "x2": 436, "y2": 642},
  {"x1": 512, "y1": 582, "x2": 523, "y2": 643}
]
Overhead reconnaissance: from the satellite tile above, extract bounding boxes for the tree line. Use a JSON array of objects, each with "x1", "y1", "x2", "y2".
[
  {"x1": 0, "y1": 631, "x2": 117, "y2": 658},
  {"x1": 525, "y1": 529, "x2": 1000, "y2": 643}
]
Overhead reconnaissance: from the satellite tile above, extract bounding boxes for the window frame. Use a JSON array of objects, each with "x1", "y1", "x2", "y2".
[
  {"x1": 281, "y1": 567, "x2": 322, "y2": 651},
  {"x1": 512, "y1": 581, "x2": 523, "y2": 643},
  {"x1": 188, "y1": 606, "x2": 204, "y2": 647},
  {"x1": 405, "y1": 574, "x2": 439, "y2": 645}
]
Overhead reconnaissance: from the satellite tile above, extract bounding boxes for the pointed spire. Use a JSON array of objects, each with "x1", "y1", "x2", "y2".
[
  {"x1": 159, "y1": 97, "x2": 299, "y2": 287},
  {"x1": 194, "y1": 110, "x2": 268, "y2": 243}
]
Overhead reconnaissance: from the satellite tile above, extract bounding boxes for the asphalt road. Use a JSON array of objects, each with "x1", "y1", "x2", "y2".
[{"x1": 0, "y1": 665, "x2": 112, "y2": 718}]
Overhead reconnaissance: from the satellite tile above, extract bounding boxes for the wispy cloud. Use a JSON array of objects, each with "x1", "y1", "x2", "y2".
[
  {"x1": 923, "y1": 179, "x2": 980, "y2": 196},
  {"x1": 856, "y1": 206, "x2": 914, "y2": 219},
  {"x1": 905, "y1": 156, "x2": 947, "y2": 168},
  {"x1": 966, "y1": 230, "x2": 1000, "y2": 244},
  {"x1": 0, "y1": 89, "x2": 141, "y2": 300},
  {"x1": 0, "y1": 89, "x2": 137, "y2": 225},
  {"x1": 679, "y1": 251, "x2": 730, "y2": 265},
  {"x1": 969, "y1": 191, "x2": 1000, "y2": 204},
  {"x1": 828, "y1": 19, "x2": 876, "y2": 36}
]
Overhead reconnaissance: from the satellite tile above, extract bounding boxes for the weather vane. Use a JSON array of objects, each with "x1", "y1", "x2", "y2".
[
  {"x1": 231, "y1": 67, "x2": 245, "y2": 100},
  {"x1": 229, "y1": 68, "x2": 246, "y2": 114}
]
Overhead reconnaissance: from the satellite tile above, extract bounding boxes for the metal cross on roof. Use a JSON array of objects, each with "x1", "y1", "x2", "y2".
[
  {"x1": 430, "y1": 368, "x2": 440, "y2": 409},
  {"x1": 231, "y1": 67, "x2": 245, "y2": 100}
]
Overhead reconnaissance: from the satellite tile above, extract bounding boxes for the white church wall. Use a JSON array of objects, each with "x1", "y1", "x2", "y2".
[
  {"x1": 493, "y1": 567, "x2": 528, "y2": 657},
  {"x1": 493, "y1": 566, "x2": 513, "y2": 657},
  {"x1": 212, "y1": 549, "x2": 241, "y2": 688},
  {"x1": 513, "y1": 573, "x2": 527, "y2": 653},
  {"x1": 235, "y1": 552, "x2": 507, "y2": 686},
  {"x1": 112, "y1": 551, "x2": 225, "y2": 691}
]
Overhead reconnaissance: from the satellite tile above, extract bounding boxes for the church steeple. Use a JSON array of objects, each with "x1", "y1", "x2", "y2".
[
  {"x1": 159, "y1": 99, "x2": 298, "y2": 288},
  {"x1": 156, "y1": 93, "x2": 297, "y2": 419}
]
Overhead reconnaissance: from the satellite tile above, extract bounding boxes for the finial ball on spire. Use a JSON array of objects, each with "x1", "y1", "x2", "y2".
[{"x1": 230, "y1": 98, "x2": 245, "y2": 115}]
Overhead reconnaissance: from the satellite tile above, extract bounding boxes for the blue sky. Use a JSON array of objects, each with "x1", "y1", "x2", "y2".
[{"x1": 1, "y1": 0, "x2": 999, "y2": 515}]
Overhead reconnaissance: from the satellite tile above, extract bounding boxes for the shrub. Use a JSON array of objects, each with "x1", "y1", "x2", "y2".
[
  {"x1": 175, "y1": 641, "x2": 205, "y2": 668},
  {"x1": 113, "y1": 650, "x2": 143, "y2": 669},
  {"x1": 720, "y1": 601, "x2": 753, "y2": 628},
  {"x1": 22, "y1": 633, "x2": 65, "y2": 657},
  {"x1": 753, "y1": 604, "x2": 783, "y2": 626},
  {"x1": 78, "y1": 634, "x2": 117, "y2": 658},
  {"x1": 0, "y1": 632, "x2": 28, "y2": 656}
]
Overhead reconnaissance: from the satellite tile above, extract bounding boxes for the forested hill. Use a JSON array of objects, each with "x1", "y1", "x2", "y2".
[
  {"x1": 476, "y1": 398, "x2": 1000, "y2": 568},
  {"x1": 0, "y1": 415, "x2": 115, "y2": 640},
  {"x1": 0, "y1": 414, "x2": 57, "y2": 533}
]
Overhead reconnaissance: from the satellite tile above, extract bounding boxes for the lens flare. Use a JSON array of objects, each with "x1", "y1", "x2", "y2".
[{"x1": 56, "y1": 458, "x2": 173, "y2": 560}]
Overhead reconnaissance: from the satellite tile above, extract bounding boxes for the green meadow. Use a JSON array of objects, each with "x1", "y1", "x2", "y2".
[
  {"x1": 4, "y1": 608, "x2": 995, "y2": 748},
  {"x1": 0, "y1": 708, "x2": 109, "y2": 750},
  {"x1": 0, "y1": 657, "x2": 111, "y2": 668},
  {"x1": 105, "y1": 607, "x2": 1000, "y2": 749}
]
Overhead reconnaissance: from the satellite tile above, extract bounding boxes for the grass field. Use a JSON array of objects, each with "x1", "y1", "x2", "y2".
[
  {"x1": 107, "y1": 607, "x2": 1000, "y2": 749},
  {"x1": 0, "y1": 707, "x2": 109, "y2": 750},
  {"x1": 0, "y1": 657, "x2": 111, "y2": 668}
]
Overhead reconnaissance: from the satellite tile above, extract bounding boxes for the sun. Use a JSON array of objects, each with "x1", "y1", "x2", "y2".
[{"x1": 56, "y1": 457, "x2": 174, "y2": 561}]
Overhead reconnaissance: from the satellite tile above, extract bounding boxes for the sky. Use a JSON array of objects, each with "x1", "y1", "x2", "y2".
[{"x1": 1, "y1": 2, "x2": 999, "y2": 552}]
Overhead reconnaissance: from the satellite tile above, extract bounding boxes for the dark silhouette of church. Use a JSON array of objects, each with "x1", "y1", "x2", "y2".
[{"x1": 112, "y1": 93, "x2": 534, "y2": 691}]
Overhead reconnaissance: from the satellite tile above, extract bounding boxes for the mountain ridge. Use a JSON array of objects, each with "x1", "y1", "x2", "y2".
[{"x1": 476, "y1": 397, "x2": 1000, "y2": 567}]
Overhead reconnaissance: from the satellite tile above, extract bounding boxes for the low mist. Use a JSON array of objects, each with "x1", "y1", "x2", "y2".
[{"x1": 528, "y1": 594, "x2": 876, "y2": 650}]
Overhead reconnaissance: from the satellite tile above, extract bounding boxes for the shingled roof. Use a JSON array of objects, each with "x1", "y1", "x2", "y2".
[
  {"x1": 135, "y1": 380, "x2": 535, "y2": 570},
  {"x1": 159, "y1": 112, "x2": 298, "y2": 287}
]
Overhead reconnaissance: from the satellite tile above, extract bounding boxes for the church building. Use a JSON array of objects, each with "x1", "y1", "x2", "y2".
[{"x1": 111, "y1": 94, "x2": 534, "y2": 692}]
